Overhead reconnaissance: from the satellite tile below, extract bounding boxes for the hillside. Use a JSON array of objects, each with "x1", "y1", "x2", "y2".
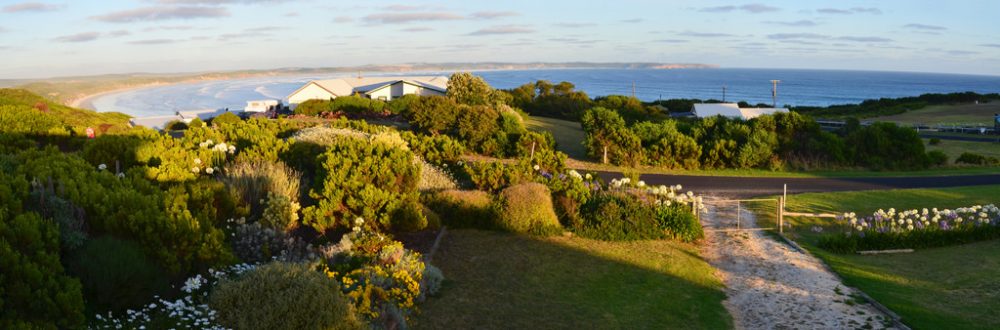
[{"x1": 0, "y1": 88, "x2": 131, "y2": 135}]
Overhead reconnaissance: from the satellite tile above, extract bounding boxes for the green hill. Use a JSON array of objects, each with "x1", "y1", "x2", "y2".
[{"x1": 0, "y1": 88, "x2": 131, "y2": 135}]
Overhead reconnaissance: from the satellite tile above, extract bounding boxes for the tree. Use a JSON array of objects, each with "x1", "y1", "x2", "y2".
[
  {"x1": 447, "y1": 72, "x2": 498, "y2": 106},
  {"x1": 456, "y1": 105, "x2": 500, "y2": 149},
  {"x1": 404, "y1": 95, "x2": 459, "y2": 135},
  {"x1": 212, "y1": 112, "x2": 242, "y2": 126},
  {"x1": 581, "y1": 107, "x2": 641, "y2": 165}
]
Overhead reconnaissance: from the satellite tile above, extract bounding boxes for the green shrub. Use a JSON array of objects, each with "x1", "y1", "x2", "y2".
[
  {"x1": 260, "y1": 192, "x2": 301, "y2": 231},
  {"x1": 846, "y1": 122, "x2": 929, "y2": 170},
  {"x1": 399, "y1": 131, "x2": 465, "y2": 165},
  {"x1": 655, "y1": 204, "x2": 703, "y2": 242},
  {"x1": 496, "y1": 183, "x2": 562, "y2": 235},
  {"x1": 402, "y1": 96, "x2": 459, "y2": 135},
  {"x1": 421, "y1": 189, "x2": 496, "y2": 229},
  {"x1": 928, "y1": 137, "x2": 941, "y2": 145},
  {"x1": 210, "y1": 262, "x2": 363, "y2": 330},
  {"x1": 28, "y1": 187, "x2": 87, "y2": 251},
  {"x1": 293, "y1": 99, "x2": 331, "y2": 116},
  {"x1": 421, "y1": 264, "x2": 445, "y2": 298},
  {"x1": 229, "y1": 218, "x2": 315, "y2": 263},
  {"x1": 819, "y1": 226, "x2": 1000, "y2": 254},
  {"x1": 212, "y1": 112, "x2": 242, "y2": 126},
  {"x1": 956, "y1": 152, "x2": 998, "y2": 165},
  {"x1": 390, "y1": 200, "x2": 428, "y2": 232},
  {"x1": 65, "y1": 237, "x2": 170, "y2": 314},
  {"x1": 222, "y1": 160, "x2": 301, "y2": 221},
  {"x1": 463, "y1": 161, "x2": 530, "y2": 193},
  {"x1": 576, "y1": 192, "x2": 662, "y2": 241},
  {"x1": 188, "y1": 117, "x2": 204, "y2": 128},
  {"x1": 303, "y1": 135, "x2": 421, "y2": 233},
  {"x1": 927, "y1": 150, "x2": 949, "y2": 166},
  {"x1": 0, "y1": 172, "x2": 85, "y2": 329},
  {"x1": 165, "y1": 120, "x2": 189, "y2": 131}
]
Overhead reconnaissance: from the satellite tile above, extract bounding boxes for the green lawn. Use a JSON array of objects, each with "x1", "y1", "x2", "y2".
[
  {"x1": 412, "y1": 230, "x2": 732, "y2": 329},
  {"x1": 778, "y1": 185, "x2": 1000, "y2": 330},
  {"x1": 525, "y1": 116, "x2": 588, "y2": 159},
  {"x1": 873, "y1": 102, "x2": 1000, "y2": 126}
]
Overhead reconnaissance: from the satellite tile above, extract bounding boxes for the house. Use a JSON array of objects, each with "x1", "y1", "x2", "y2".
[
  {"x1": 244, "y1": 100, "x2": 281, "y2": 113},
  {"x1": 692, "y1": 103, "x2": 789, "y2": 120},
  {"x1": 286, "y1": 76, "x2": 449, "y2": 105}
]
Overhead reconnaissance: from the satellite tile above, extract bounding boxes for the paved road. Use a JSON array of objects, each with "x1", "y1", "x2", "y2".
[{"x1": 596, "y1": 171, "x2": 1000, "y2": 198}]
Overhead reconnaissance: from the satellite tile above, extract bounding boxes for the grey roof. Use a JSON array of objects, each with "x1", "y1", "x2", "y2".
[{"x1": 290, "y1": 76, "x2": 449, "y2": 98}]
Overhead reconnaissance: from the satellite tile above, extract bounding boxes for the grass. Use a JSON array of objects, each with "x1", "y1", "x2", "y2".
[
  {"x1": 776, "y1": 185, "x2": 1000, "y2": 329},
  {"x1": 525, "y1": 116, "x2": 588, "y2": 159},
  {"x1": 412, "y1": 229, "x2": 731, "y2": 329},
  {"x1": 873, "y1": 102, "x2": 1000, "y2": 126},
  {"x1": 925, "y1": 138, "x2": 1000, "y2": 161}
]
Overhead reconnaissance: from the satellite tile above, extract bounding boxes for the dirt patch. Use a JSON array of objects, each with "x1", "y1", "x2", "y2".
[{"x1": 700, "y1": 200, "x2": 895, "y2": 329}]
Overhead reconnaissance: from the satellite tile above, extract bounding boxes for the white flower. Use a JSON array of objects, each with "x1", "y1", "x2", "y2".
[
  {"x1": 585, "y1": 173, "x2": 592, "y2": 180},
  {"x1": 193, "y1": 158, "x2": 202, "y2": 165},
  {"x1": 675, "y1": 184, "x2": 683, "y2": 190},
  {"x1": 457, "y1": 160, "x2": 464, "y2": 166},
  {"x1": 533, "y1": 164, "x2": 540, "y2": 171},
  {"x1": 191, "y1": 167, "x2": 200, "y2": 173},
  {"x1": 637, "y1": 181, "x2": 646, "y2": 187},
  {"x1": 205, "y1": 167, "x2": 215, "y2": 174},
  {"x1": 98, "y1": 163, "x2": 107, "y2": 171},
  {"x1": 117, "y1": 172, "x2": 125, "y2": 178},
  {"x1": 355, "y1": 217, "x2": 364, "y2": 225}
]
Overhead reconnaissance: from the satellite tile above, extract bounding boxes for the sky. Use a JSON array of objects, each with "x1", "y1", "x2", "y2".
[{"x1": 1, "y1": 0, "x2": 999, "y2": 79}]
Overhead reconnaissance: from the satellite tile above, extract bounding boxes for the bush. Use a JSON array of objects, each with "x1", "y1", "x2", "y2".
[
  {"x1": 229, "y1": 218, "x2": 315, "y2": 263},
  {"x1": 846, "y1": 122, "x2": 929, "y2": 170},
  {"x1": 0, "y1": 173, "x2": 85, "y2": 329},
  {"x1": 928, "y1": 137, "x2": 941, "y2": 145},
  {"x1": 575, "y1": 192, "x2": 662, "y2": 241},
  {"x1": 260, "y1": 192, "x2": 301, "y2": 231},
  {"x1": 403, "y1": 95, "x2": 458, "y2": 135},
  {"x1": 65, "y1": 237, "x2": 170, "y2": 314},
  {"x1": 390, "y1": 200, "x2": 428, "y2": 232},
  {"x1": 222, "y1": 160, "x2": 301, "y2": 220},
  {"x1": 210, "y1": 262, "x2": 362, "y2": 330},
  {"x1": 421, "y1": 264, "x2": 444, "y2": 298},
  {"x1": 655, "y1": 204, "x2": 703, "y2": 242},
  {"x1": 496, "y1": 183, "x2": 562, "y2": 235},
  {"x1": 463, "y1": 161, "x2": 530, "y2": 193},
  {"x1": 421, "y1": 189, "x2": 497, "y2": 229},
  {"x1": 211, "y1": 112, "x2": 242, "y2": 126},
  {"x1": 956, "y1": 152, "x2": 999, "y2": 166},
  {"x1": 927, "y1": 150, "x2": 949, "y2": 166},
  {"x1": 165, "y1": 120, "x2": 188, "y2": 131}
]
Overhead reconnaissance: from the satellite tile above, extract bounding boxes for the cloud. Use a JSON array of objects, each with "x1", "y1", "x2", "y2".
[
  {"x1": 218, "y1": 27, "x2": 282, "y2": 41},
  {"x1": 620, "y1": 18, "x2": 643, "y2": 23},
  {"x1": 654, "y1": 39, "x2": 689, "y2": 43},
  {"x1": 700, "y1": 3, "x2": 780, "y2": 13},
  {"x1": 53, "y1": 32, "x2": 101, "y2": 43},
  {"x1": 903, "y1": 23, "x2": 946, "y2": 31},
  {"x1": 401, "y1": 26, "x2": 432, "y2": 32},
  {"x1": 143, "y1": 25, "x2": 196, "y2": 32},
  {"x1": 767, "y1": 33, "x2": 828, "y2": 40},
  {"x1": 947, "y1": 50, "x2": 978, "y2": 55},
  {"x1": 363, "y1": 12, "x2": 463, "y2": 24},
  {"x1": 837, "y1": 36, "x2": 892, "y2": 42},
  {"x1": 2, "y1": 2, "x2": 63, "y2": 13},
  {"x1": 128, "y1": 38, "x2": 180, "y2": 45},
  {"x1": 981, "y1": 44, "x2": 1000, "y2": 48},
  {"x1": 678, "y1": 31, "x2": 735, "y2": 38},
  {"x1": 471, "y1": 11, "x2": 519, "y2": 19},
  {"x1": 553, "y1": 22, "x2": 597, "y2": 28},
  {"x1": 108, "y1": 30, "x2": 131, "y2": 37},
  {"x1": 0, "y1": 27, "x2": 6, "y2": 33},
  {"x1": 333, "y1": 16, "x2": 353, "y2": 23},
  {"x1": 284, "y1": 12, "x2": 298, "y2": 17},
  {"x1": 156, "y1": 0, "x2": 290, "y2": 4},
  {"x1": 467, "y1": 25, "x2": 534, "y2": 35},
  {"x1": 779, "y1": 39, "x2": 823, "y2": 45},
  {"x1": 817, "y1": 7, "x2": 881, "y2": 15},
  {"x1": 763, "y1": 20, "x2": 817, "y2": 27},
  {"x1": 92, "y1": 6, "x2": 229, "y2": 22},
  {"x1": 381, "y1": 4, "x2": 423, "y2": 11}
]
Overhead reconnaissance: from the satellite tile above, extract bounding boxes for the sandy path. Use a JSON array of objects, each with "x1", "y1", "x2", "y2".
[{"x1": 700, "y1": 200, "x2": 895, "y2": 329}]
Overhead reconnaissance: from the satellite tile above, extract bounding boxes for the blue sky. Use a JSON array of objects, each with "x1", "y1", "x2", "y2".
[{"x1": 1, "y1": 0, "x2": 999, "y2": 78}]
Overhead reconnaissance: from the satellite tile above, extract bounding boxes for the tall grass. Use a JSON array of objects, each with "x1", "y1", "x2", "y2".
[{"x1": 221, "y1": 160, "x2": 301, "y2": 216}]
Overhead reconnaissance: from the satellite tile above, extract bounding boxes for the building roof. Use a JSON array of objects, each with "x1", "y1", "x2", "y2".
[
  {"x1": 693, "y1": 103, "x2": 789, "y2": 120},
  {"x1": 289, "y1": 76, "x2": 449, "y2": 99}
]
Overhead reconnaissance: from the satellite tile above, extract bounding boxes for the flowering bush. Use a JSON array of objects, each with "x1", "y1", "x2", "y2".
[
  {"x1": 227, "y1": 217, "x2": 316, "y2": 263},
  {"x1": 820, "y1": 204, "x2": 1000, "y2": 253},
  {"x1": 574, "y1": 181, "x2": 704, "y2": 242}
]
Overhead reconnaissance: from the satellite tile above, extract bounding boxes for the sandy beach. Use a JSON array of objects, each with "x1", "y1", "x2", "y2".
[{"x1": 68, "y1": 83, "x2": 171, "y2": 111}]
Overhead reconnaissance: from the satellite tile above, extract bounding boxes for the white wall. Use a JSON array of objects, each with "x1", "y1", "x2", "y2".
[
  {"x1": 367, "y1": 87, "x2": 393, "y2": 101},
  {"x1": 288, "y1": 83, "x2": 336, "y2": 104}
]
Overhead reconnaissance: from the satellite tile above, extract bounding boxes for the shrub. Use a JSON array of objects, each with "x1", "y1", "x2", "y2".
[
  {"x1": 65, "y1": 237, "x2": 170, "y2": 314},
  {"x1": 229, "y1": 218, "x2": 315, "y2": 263},
  {"x1": 421, "y1": 264, "x2": 444, "y2": 298},
  {"x1": 81, "y1": 133, "x2": 145, "y2": 170},
  {"x1": 928, "y1": 137, "x2": 941, "y2": 145},
  {"x1": 399, "y1": 131, "x2": 465, "y2": 165},
  {"x1": 463, "y1": 161, "x2": 530, "y2": 193},
  {"x1": 575, "y1": 192, "x2": 662, "y2": 241},
  {"x1": 846, "y1": 122, "x2": 929, "y2": 170},
  {"x1": 421, "y1": 189, "x2": 496, "y2": 229},
  {"x1": 27, "y1": 180, "x2": 88, "y2": 250},
  {"x1": 293, "y1": 99, "x2": 331, "y2": 116},
  {"x1": 0, "y1": 173, "x2": 85, "y2": 329},
  {"x1": 496, "y1": 183, "x2": 562, "y2": 235},
  {"x1": 188, "y1": 117, "x2": 205, "y2": 128},
  {"x1": 303, "y1": 135, "x2": 421, "y2": 233},
  {"x1": 260, "y1": 192, "x2": 301, "y2": 231},
  {"x1": 415, "y1": 159, "x2": 459, "y2": 192},
  {"x1": 222, "y1": 160, "x2": 301, "y2": 219},
  {"x1": 390, "y1": 200, "x2": 428, "y2": 232},
  {"x1": 165, "y1": 120, "x2": 189, "y2": 131},
  {"x1": 655, "y1": 204, "x2": 703, "y2": 242},
  {"x1": 956, "y1": 152, "x2": 998, "y2": 166},
  {"x1": 403, "y1": 95, "x2": 458, "y2": 135},
  {"x1": 927, "y1": 150, "x2": 949, "y2": 166},
  {"x1": 210, "y1": 262, "x2": 362, "y2": 330},
  {"x1": 211, "y1": 112, "x2": 242, "y2": 126}
]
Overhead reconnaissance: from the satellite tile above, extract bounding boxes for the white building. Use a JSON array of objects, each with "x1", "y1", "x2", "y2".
[
  {"x1": 692, "y1": 103, "x2": 789, "y2": 120},
  {"x1": 286, "y1": 76, "x2": 449, "y2": 105},
  {"x1": 244, "y1": 100, "x2": 281, "y2": 113}
]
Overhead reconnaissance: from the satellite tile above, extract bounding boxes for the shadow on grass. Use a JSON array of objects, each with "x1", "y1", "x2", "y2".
[{"x1": 411, "y1": 229, "x2": 731, "y2": 330}]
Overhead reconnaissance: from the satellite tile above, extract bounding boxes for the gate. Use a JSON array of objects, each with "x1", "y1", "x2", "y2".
[{"x1": 700, "y1": 198, "x2": 785, "y2": 233}]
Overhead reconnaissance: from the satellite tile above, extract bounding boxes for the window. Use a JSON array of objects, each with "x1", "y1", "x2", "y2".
[{"x1": 378, "y1": 96, "x2": 388, "y2": 101}]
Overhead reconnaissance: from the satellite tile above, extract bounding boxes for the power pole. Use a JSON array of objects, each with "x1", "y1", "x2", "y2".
[
  {"x1": 770, "y1": 80, "x2": 781, "y2": 108},
  {"x1": 631, "y1": 82, "x2": 636, "y2": 98},
  {"x1": 722, "y1": 85, "x2": 727, "y2": 102}
]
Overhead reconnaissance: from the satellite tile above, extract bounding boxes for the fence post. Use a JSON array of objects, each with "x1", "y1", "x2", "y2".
[
  {"x1": 736, "y1": 201, "x2": 741, "y2": 230},
  {"x1": 778, "y1": 197, "x2": 784, "y2": 234}
]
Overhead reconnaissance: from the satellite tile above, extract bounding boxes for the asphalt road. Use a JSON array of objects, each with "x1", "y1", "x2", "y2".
[
  {"x1": 919, "y1": 133, "x2": 1000, "y2": 143},
  {"x1": 596, "y1": 171, "x2": 1000, "y2": 198}
]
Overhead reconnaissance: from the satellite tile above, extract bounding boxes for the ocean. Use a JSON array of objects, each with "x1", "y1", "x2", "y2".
[{"x1": 89, "y1": 68, "x2": 1000, "y2": 117}]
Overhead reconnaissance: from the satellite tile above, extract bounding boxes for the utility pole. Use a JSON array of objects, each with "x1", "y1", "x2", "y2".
[
  {"x1": 770, "y1": 80, "x2": 781, "y2": 108},
  {"x1": 722, "y1": 85, "x2": 727, "y2": 102},
  {"x1": 631, "y1": 81, "x2": 636, "y2": 98}
]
